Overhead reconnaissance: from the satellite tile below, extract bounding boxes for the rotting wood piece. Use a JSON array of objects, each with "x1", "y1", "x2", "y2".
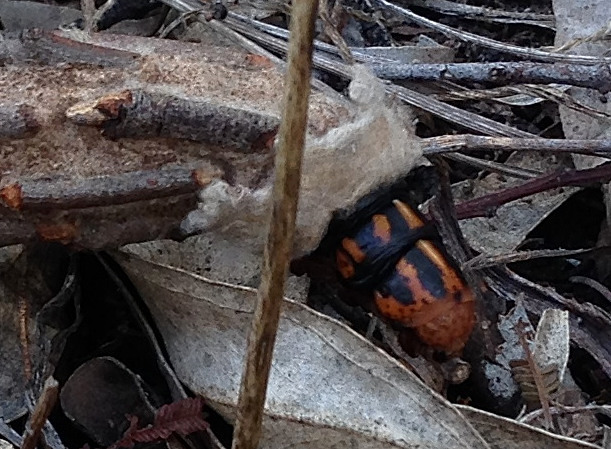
[
  {"x1": 0, "y1": 166, "x2": 217, "y2": 211},
  {"x1": 0, "y1": 166, "x2": 219, "y2": 248},
  {"x1": 0, "y1": 194, "x2": 198, "y2": 249},
  {"x1": 0, "y1": 29, "x2": 349, "y2": 186}
]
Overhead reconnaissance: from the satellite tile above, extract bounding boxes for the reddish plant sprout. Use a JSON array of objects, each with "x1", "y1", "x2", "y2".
[{"x1": 109, "y1": 397, "x2": 208, "y2": 449}]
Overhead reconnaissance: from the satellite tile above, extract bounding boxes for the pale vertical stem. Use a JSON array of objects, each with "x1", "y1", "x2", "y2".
[{"x1": 231, "y1": 2, "x2": 318, "y2": 449}]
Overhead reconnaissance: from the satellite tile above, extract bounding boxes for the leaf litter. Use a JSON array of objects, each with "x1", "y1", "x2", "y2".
[{"x1": 1, "y1": 0, "x2": 611, "y2": 448}]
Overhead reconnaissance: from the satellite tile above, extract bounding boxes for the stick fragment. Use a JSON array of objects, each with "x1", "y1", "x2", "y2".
[{"x1": 21, "y1": 377, "x2": 59, "y2": 449}]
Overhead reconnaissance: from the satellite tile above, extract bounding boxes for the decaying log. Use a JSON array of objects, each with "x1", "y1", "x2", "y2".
[{"x1": 0, "y1": 29, "x2": 422, "y2": 251}]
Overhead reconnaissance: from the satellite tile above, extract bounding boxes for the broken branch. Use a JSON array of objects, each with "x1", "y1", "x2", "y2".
[
  {"x1": 455, "y1": 163, "x2": 611, "y2": 220},
  {"x1": 423, "y1": 135, "x2": 611, "y2": 158},
  {"x1": 0, "y1": 166, "x2": 217, "y2": 211},
  {"x1": 369, "y1": 61, "x2": 611, "y2": 92},
  {"x1": 21, "y1": 377, "x2": 59, "y2": 449}
]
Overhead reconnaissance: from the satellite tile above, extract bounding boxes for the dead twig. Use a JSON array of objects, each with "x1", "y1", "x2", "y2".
[
  {"x1": 0, "y1": 29, "x2": 140, "y2": 66},
  {"x1": 520, "y1": 403, "x2": 611, "y2": 424},
  {"x1": 408, "y1": 0, "x2": 554, "y2": 28},
  {"x1": 570, "y1": 276, "x2": 611, "y2": 306},
  {"x1": 223, "y1": 13, "x2": 538, "y2": 138},
  {"x1": 371, "y1": 0, "x2": 611, "y2": 64},
  {"x1": 231, "y1": 2, "x2": 318, "y2": 449},
  {"x1": 226, "y1": 11, "x2": 387, "y2": 64},
  {"x1": 66, "y1": 89, "x2": 280, "y2": 152},
  {"x1": 367, "y1": 61, "x2": 611, "y2": 92},
  {"x1": 21, "y1": 377, "x2": 59, "y2": 449},
  {"x1": 422, "y1": 135, "x2": 611, "y2": 158},
  {"x1": 455, "y1": 163, "x2": 611, "y2": 220},
  {"x1": 465, "y1": 247, "x2": 609, "y2": 270},
  {"x1": 444, "y1": 153, "x2": 542, "y2": 179},
  {"x1": 0, "y1": 194, "x2": 199, "y2": 249},
  {"x1": 0, "y1": 167, "x2": 217, "y2": 211}
]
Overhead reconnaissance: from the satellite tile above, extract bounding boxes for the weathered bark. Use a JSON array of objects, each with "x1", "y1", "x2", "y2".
[{"x1": 0, "y1": 29, "x2": 362, "y2": 249}]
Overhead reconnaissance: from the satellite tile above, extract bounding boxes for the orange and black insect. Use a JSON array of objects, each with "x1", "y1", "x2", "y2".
[{"x1": 335, "y1": 198, "x2": 475, "y2": 354}]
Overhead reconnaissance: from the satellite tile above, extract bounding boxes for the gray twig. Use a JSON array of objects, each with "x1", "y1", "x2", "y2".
[
  {"x1": 368, "y1": 61, "x2": 611, "y2": 92},
  {"x1": 422, "y1": 135, "x2": 611, "y2": 157}
]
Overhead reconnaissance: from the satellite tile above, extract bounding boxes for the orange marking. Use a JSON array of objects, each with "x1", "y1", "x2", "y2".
[
  {"x1": 372, "y1": 214, "x2": 392, "y2": 243},
  {"x1": 336, "y1": 249, "x2": 355, "y2": 279},
  {"x1": 341, "y1": 237, "x2": 366, "y2": 263},
  {"x1": 393, "y1": 200, "x2": 425, "y2": 229},
  {"x1": 373, "y1": 253, "x2": 476, "y2": 354},
  {"x1": 416, "y1": 240, "x2": 474, "y2": 302}
]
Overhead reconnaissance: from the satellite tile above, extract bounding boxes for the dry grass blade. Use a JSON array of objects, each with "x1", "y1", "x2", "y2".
[
  {"x1": 21, "y1": 377, "x2": 59, "y2": 449},
  {"x1": 465, "y1": 247, "x2": 607, "y2": 270},
  {"x1": 408, "y1": 0, "x2": 554, "y2": 26},
  {"x1": 231, "y1": 2, "x2": 318, "y2": 449},
  {"x1": 444, "y1": 153, "x2": 542, "y2": 179},
  {"x1": 520, "y1": 404, "x2": 611, "y2": 423},
  {"x1": 373, "y1": 0, "x2": 611, "y2": 64},
  {"x1": 554, "y1": 20, "x2": 611, "y2": 52}
]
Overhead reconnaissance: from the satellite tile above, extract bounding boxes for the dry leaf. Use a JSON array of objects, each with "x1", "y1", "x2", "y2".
[
  {"x1": 457, "y1": 405, "x2": 602, "y2": 449},
  {"x1": 116, "y1": 247, "x2": 489, "y2": 449}
]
